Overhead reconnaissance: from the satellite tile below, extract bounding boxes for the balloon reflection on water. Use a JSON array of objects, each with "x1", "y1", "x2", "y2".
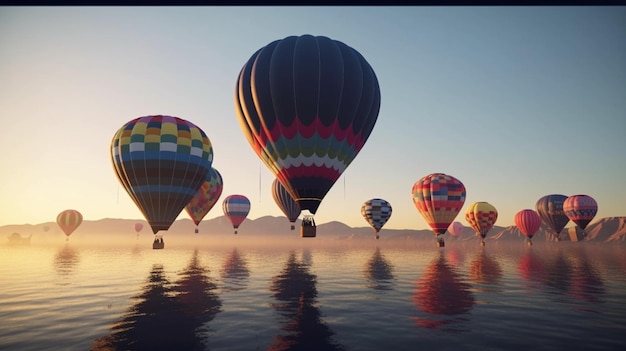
[
  {"x1": 517, "y1": 249, "x2": 546, "y2": 290},
  {"x1": 268, "y1": 251, "x2": 345, "y2": 351},
  {"x1": 412, "y1": 253, "x2": 475, "y2": 331},
  {"x1": 567, "y1": 247, "x2": 605, "y2": 306},
  {"x1": 469, "y1": 250, "x2": 503, "y2": 293},
  {"x1": 220, "y1": 248, "x2": 250, "y2": 292},
  {"x1": 54, "y1": 244, "x2": 80, "y2": 283},
  {"x1": 363, "y1": 247, "x2": 395, "y2": 291},
  {"x1": 91, "y1": 250, "x2": 221, "y2": 351}
]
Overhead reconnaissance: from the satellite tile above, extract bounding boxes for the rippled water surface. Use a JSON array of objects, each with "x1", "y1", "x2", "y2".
[{"x1": 1, "y1": 239, "x2": 625, "y2": 351}]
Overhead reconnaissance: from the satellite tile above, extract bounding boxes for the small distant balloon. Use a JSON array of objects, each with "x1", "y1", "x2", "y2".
[
  {"x1": 271, "y1": 178, "x2": 301, "y2": 230},
  {"x1": 448, "y1": 222, "x2": 464, "y2": 237},
  {"x1": 536, "y1": 194, "x2": 569, "y2": 240},
  {"x1": 361, "y1": 198, "x2": 393, "y2": 239},
  {"x1": 185, "y1": 167, "x2": 224, "y2": 233},
  {"x1": 134, "y1": 223, "x2": 143, "y2": 233},
  {"x1": 465, "y1": 202, "x2": 498, "y2": 246},
  {"x1": 56, "y1": 209, "x2": 83, "y2": 241},
  {"x1": 412, "y1": 173, "x2": 466, "y2": 247},
  {"x1": 514, "y1": 209, "x2": 542, "y2": 246},
  {"x1": 563, "y1": 195, "x2": 598, "y2": 230},
  {"x1": 222, "y1": 195, "x2": 251, "y2": 234}
]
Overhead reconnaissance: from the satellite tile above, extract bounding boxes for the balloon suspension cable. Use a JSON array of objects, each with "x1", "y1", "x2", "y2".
[
  {"x1": 343, "y1": 174, "x2": 346, "y2": 200},
  {"x1": 116, "y1": 183, "x2": 120, "y2": 205}
]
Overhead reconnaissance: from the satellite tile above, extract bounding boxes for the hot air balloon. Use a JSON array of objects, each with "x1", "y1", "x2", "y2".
[
  {"x1": 361, "y1": 198, "x2": 392, "y2": 239},
  {"x1": 134, "y1": 223, "x2": 143, "y2": 232},
  {"x1": 56, "y1": 209, "x2": 83, "y2": 241},
  {"x1": 514, "y1": 209, "x2": 542, "y2": 246},
  {"x1": 536, "y1": 194, "x2": 569, "y2": 241},
  {"x1": 222, "y1": 195, "x2": 251, "y2": 234},
  {"x1": 185, "y1": 167, "x2": 224, "y2": 233},
  {"x1": 412, "y1": 173, "x2": 466, "y2": 247},
  {"x1": 110, "y1": 115, "x2": 213, "y2": 235},
  {"x1": 234, "y1": 34, "x2": 381, "y2": 225},
  {"x1": 465, "y1": 202, "x2": 498, "y2": 247},
  {"x1": 271, "y1": 178, "x2": 301, "y2": 230},
  {"x1": 448, "y1": 222, "x2": 464, "y2": 237},
  {"x1": 563, "y1": 195, "x2": 598, "y2": 232}
]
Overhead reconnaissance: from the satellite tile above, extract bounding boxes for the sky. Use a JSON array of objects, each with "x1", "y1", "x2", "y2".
[{"x1": 1, "y1": 6, "x2": 625, "y2": 231}]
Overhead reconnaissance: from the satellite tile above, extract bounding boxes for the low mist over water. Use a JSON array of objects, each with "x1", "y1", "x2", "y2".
[{"x1": 2, "y1": 236, "x2": 626, "y2": 351}]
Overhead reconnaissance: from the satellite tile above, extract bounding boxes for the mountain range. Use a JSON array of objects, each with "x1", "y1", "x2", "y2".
[{"x1": 3, "y1": 216, "x2": 625, "y2": 245}]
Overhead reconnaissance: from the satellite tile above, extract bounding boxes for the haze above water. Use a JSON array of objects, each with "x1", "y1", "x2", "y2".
[{"x1": 1, "y1": 238, "x2": 625, "y2": 351}]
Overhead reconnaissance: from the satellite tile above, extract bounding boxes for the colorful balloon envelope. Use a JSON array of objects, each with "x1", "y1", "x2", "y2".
[
  {"x1": 222, "y1": 194, "x2": 251, "y2": 234},
  {"x1": 185, "y1": 167, "x2": 224, "y2": 229},
  {"x1": 56, "y1": 209, "x2": 83, "y2": 240},
  {"x1": 271, "y1": 178, "x2": 301, "y2": 230},
  {"x1": 110, "y1": 115, "x2": 213, "y2": 234},
  {"x1": 563, "y1": 195, "x2": 598, "y2": 230},
  {"x1": 535, "y1": 194, "x2": 570, "y2": 239},
  {"x1": 448, "y1": 221, "x2": 464, "y2": 237},
  {"x1": 235, "y1": 34, "x2": 381, "y2": 215},
  {"x1": 514, "y1": 209, "x2": 542, "y2": 244},
  {"x1": 465, "y1": 202, "x2": 498, "y2": 243},
  {"x1": 361, "y1": 198, "x2": 393, "y2": 239},
  {"x1": 412, "y1": 173, "x2": 466, "y2": 246}
]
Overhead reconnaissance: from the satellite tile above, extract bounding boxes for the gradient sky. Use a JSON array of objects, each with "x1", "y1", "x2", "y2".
[{"x1": 1, "y1": 6, "x2": 625, "y2": 231}]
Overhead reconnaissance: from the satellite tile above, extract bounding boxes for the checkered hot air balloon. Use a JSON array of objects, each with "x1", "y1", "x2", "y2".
[
  {"x1": 110, "y1": 115, "x2": 213, "y2": 235},
  {"x1": 272, "y1": 179, "x2": 301, "y2": 230},
  {"x1": 222, "y1": 195, "x2": 251, "y2": 234},
  {"x1": 56, "y1": 209, "x2": 82, "y2": 241},
  {"x1": 563, "y1": 195, "x2": 598, "y2": 230},
  {"x1": 465, "y1": 202, "x2": 498, "y2": 246},
  {"x1": 536, "y1": 194, "x2": 570, "y2": 241},
  {"x1": 361, "y1": 198, "x2": 392, "y2": 239},
  {"x1": 514, "y1": 209, "x2": 542, "y2": 246},
  {"x1": 185, "y1": 167, "x2": 224, "y2": 233},
  {"x1": 235, "y1": 34, "x2": 381, "y2": 217},
  {"x1": 412, "y1": 173, "x2": 466, "y2": 247}
]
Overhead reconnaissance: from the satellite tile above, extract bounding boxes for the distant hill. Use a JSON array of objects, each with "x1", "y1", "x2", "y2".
[{"x1": 2, "y1": 216, "x2": 625, "y2": 246}]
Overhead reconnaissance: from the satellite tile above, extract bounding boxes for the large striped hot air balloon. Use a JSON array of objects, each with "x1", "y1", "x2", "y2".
[
  {"x1": 536, "y1": 194, "x2": 569, "y2": 241},
  {"x1": 412, "y1": 173, "x2": 466, "y2": 247},
  {"x1": 563, "y1": 195, "x2": 598, "y2": 231},
  {"x1": 185, "y1": 167, "x2": 224, "y2": 233},
  {"x1": 110, "y1": 115, "x2": 213, "y2": 235},
  {"x1": 361, "y1": 198, "x2": 393, "y2": 239},
  {"x1": 56, "y1": 209, "x2": 83, "y2": 241},
  {"x1": 222, "y1": 195, "x2": 251, "y2": 234},
  {"x1": 271, "y1": 178, "x2": 301, "y2": 230},
  {"x1": 514, "y1": 209, "x2": 542, "y2": 246},
  {"x1": 465, "y1": 202, "x2": 498, "y2": 246},
  {"x1": 235, "y1": 34, "x2": 381, "y2": 220}
]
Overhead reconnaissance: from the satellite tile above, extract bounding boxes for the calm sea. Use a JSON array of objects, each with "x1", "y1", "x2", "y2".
[{"x1": 1, "y1": 237, "x2": 625, "y2": 351}]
